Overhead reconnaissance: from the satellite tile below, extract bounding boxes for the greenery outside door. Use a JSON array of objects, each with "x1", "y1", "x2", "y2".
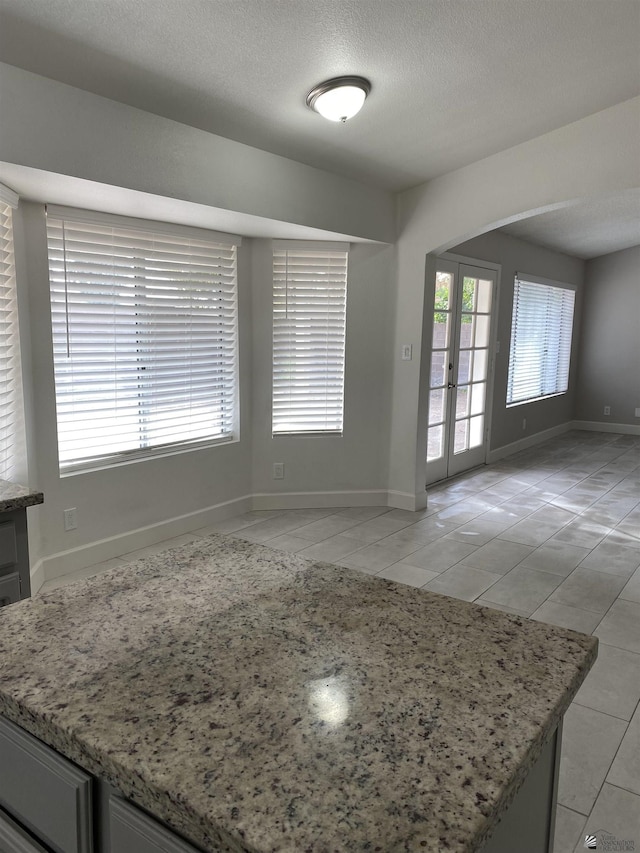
[{"x1": 426, "y1": 258, "x2": 497, "y2": 484}]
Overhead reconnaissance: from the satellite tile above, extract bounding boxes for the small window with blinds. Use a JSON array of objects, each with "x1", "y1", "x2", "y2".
[
  {"x1": 0, "y1": 186, "x2": 25, "y2": 481},
  {"x1": 46, "y1": 208, "x2": 240, "y2": 473},
  {"x1": 507, "y1": 274, "x2": 576, "y2": 407},
  {"x1": 272, "y1": 243, "x2": 348, "y2": 435}
]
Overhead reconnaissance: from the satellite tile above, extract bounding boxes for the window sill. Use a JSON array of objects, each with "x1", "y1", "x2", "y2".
[
  {"x1": 506, "y1": 391, "x2": 567, "y2": 409},
  {"x1": 59, "y1": 435, "x2": 239, "y2": 477},
  {"x1": 271, "y1": 431, "x2": 344, "y2": 438}
]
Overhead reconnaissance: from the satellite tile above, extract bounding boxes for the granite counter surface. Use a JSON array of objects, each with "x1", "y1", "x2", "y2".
[
  {"x1": 0, "y1": 534, "x2": 597, "y2": 852},
  {"x1": 0, "y1": 478, "x2": 44, "y2": 512}
]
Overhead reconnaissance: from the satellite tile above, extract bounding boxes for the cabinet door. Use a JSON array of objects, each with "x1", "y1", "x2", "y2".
[
  {"x1": 0, "y1": 807, "x2": 50, "y2": 853},
  {"x1": 0, "y1": 572, "x2": 21, "y2": 607},
  {"x1": 0, "y1": 521, "x2": 18, "y2": 569},
  {"x1": 0, "y1": 717, "x2": 93, "y2": 853},
  {"x1": 110, "y1": 797, "x2": 210, "y2": 853}
]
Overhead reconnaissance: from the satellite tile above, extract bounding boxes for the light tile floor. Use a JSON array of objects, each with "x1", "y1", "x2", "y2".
[{"x1": 39, "y1": 430, "x2": 640, "y2": 853}]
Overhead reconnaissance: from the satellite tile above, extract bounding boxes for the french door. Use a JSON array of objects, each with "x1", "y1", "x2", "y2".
[{"x1": 426, "y1": 259, "x2": 497, "y2": 484}]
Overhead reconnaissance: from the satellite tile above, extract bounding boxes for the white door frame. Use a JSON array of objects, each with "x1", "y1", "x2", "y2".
[{"x1": 421, "y1": 252, "x2": 501, "y2": 486}]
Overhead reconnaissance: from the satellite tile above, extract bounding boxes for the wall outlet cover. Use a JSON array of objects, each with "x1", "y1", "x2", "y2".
[
  {"x1": 63, "y1": 508, "x2": 77, "y2": 531},
  {"x1": 272, "y1": 462, "x2": 284, "y2": 480}
]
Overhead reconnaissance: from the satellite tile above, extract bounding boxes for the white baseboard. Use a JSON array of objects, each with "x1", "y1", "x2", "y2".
[
  {"x1": 34, "y1": 494, "x2": 252, "y2": 584},
  {"x1": 571, "y1": 420, "x2": 640, "y2": 436},
  {"x1": 387, "y1": 490, "x2": 427, "y2": 511},
  {"x1": 486, "y1": 422, "x2": 572, "y2": 464},
  {"x1": 30, "y1": 487, "x2": 447, "y2": 587},
  {"x1": 251, "y1": 489, "x2": 388, "y2": 511},
  {"x1": 30, "y1": 559, "x2": 45, "y2": 595}
]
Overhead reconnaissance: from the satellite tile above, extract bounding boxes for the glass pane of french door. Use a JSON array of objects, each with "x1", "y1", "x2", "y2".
[
  {"x1": 426, "y1": 261, "x2": 495, "y2": 483},
  {"x1": 452, "y1": 272, "x2": 492, "y2": 453},
  {"x1": 427, "y1": 269, "x2": 453, "y2": 473}
]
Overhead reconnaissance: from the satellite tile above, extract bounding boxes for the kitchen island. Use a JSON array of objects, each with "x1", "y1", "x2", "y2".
[
  {"x1": 0, "y1": 533, "x2": 596, "y2": 852},
  {"x1": 0, "y1": 478, "x2": 44, "y2": 606}
]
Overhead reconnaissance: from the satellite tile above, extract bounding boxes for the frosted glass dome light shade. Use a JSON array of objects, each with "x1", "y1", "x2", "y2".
[{"x1": 306, "y1": 76, "x2": 371, "y2": 122}]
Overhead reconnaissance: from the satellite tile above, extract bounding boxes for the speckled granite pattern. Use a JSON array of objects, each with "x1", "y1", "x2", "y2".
[
  {"x1": 0, "y1": 478, "x2": 44, "y2": 512},
  {"x1": 0, "y1": 534, "x2": 596, "y2": 852}
]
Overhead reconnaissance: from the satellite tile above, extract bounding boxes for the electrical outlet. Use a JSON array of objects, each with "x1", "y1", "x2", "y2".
[
  {"x1": 635, "y1": 408, "x2": 640, "y2": 418},
  {"x1": 273, "y1": 462, "x2": 284, "y2": 480},
  {"x1": 522, "y1": 418, "x2": 526, "y2": 431},
  {"x1": 401, "y1": 344, "x2": 412, "y2": 361},
  {"x1": 604, "y1": 406, "x2": 611, "y2": 416},
  {"x1": 63, "y1": 507, "x2": 77, "y2": 531}
]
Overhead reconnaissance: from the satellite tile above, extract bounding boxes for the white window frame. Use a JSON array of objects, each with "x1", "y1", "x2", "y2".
[
  {"x1": 46, "y1": 206, "x2": 241, "y2": 474},
  {"x1": 0, "y1": 183, "x2": 26, "y2": 483},
  {"x1": 506, "y1": 273, "x2": 576, "y2": 407},
  {"x1": 272, "y1": 241, "x2": 349, "y2": 436}
]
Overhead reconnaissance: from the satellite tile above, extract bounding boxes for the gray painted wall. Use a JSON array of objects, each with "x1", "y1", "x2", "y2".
[
  {"x1": 14, "y1": 202, "x2": 254, "y2": 568},
  {"x1": 250, "y1": 239, "x2": 395, "y2": 498},
  {"x1": 449, "y1": 231, "x2": 585, "y2": 453},
  {"x1": 4, "y1": 62, "x2": 637, "y2": 573},
  {"x1": 575, "y1": 245, "x2": 640, "y2": 426},
  {"x1": 12, "y1": 205, "x2": 395, "y2": 575},
  {"x1": 388, "y1": 98, "x2": 639, "y2": 502}
]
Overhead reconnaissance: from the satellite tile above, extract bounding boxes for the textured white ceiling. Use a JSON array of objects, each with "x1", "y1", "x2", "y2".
[
  {"x1": 1, "y1": 0, "x2": 638, "y2": 191},
  {"x1": 500, "y1": 192, "x2": 640, "y2": 260},
  {"x1": 0, "y1": 0, "x2": 638, "y2": 254}
]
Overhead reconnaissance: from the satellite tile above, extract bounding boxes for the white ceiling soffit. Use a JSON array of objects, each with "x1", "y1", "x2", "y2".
[
  {"x1": 0, "y1": 163, "x2": 378, "y2": 243},
  {"x1": 500, "y1": 192, "x2": 640, "y2": 260},
  {"x1": 0, "y1": 0, "x2": 638, "y2": 193}
]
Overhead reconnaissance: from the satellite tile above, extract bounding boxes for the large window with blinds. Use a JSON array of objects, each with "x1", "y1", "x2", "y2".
[
  {"x1": 506, "y1": 274, "x2": 576, "y2": 406},
  {"x1": 272, "y1": 243, "x2": 348, "y2": 435},
  {"x1": 46, "y1": 208, "x2": 239, "y2": 473},
  {"x1": 0, "y1": 185, "x2": 25, "y2": 481}
]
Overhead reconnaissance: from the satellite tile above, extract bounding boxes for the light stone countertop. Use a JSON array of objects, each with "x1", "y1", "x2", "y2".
[
  {"x1": 0, "y1": 534, "x2": 597, "y2": 852},
  {"x1": 0, "y1": 478, "x2": 44, "y2": 513}
]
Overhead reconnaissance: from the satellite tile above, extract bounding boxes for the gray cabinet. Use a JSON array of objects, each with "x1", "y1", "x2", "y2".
[
  {"x1": 0, "y1": 571, "x2": 21, "y2": 607},
  {"x1": 109, "y1": 798, "x2": 205, "y2": 853},
  {"x1": 0, "y1": 521, "x2": 18, "y2": 568},
  {"x1": 483, "y1": 726, "x2": 561, "y2": 853},
  {"x1": 0, "y1": 807, "x2": 50, "y2": 853},
  {"x1": 0, "y1": 717, "x2": 209, "y2": 853},
  {"x1": 0, "y1": 717, "x2": 93, "y2": 853},
  {"x1": 0, "y1": 511, "x2": 31, "y2": 606}
]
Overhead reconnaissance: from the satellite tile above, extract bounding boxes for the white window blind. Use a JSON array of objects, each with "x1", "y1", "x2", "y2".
[
  {"x1": 507, "y1": 274, "x2": 576, "y2": 406},
  {"x1": 46, "y1": 209, "x2": 239, "y2": 473},
  {"x1": 0, "y1": 188, "x2": 25, "y2": 482},
  {"x1": 272, "y1": 244, "x2": 348, "y2": 434}
]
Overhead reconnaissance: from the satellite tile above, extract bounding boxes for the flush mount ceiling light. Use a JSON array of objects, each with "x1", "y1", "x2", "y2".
[{"x1": 306, "y1": 76, "x2": 371, "y2": 122}]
